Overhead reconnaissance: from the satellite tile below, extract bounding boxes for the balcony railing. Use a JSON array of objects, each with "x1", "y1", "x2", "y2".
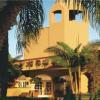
[{"x1": 15, "y1": 57, "x2": 52, "y2": 71}]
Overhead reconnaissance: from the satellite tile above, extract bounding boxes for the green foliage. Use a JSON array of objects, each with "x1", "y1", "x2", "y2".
[
  {"x1": 46, "y1": 42, "x2": 82, "y2": 68},
  {"x1": 46, "y1": 41, "x2": 100, "y2": 69},
  {"x1": 80, "y1": 45, "x2": 94, "y2": 63},
  {"x1": 81, "y1": 41, "x2": 100, "y2": 65},
  {"x1": 50, "y1": 56, "x2": 69, "y2": 67},
  {"x1": 8, "y1": 54, "x2": 22, "y2": 86},
  {"x1": 96, "y1": 89, "x2": 100, "y2": 96},
  {"x1": 57, "y1": 42, "x2": 74, "y2": 57},
  {"x1": 46, "y1": 42, "x2": 74, "y2": 67},
  {"x1": 17, "y1": 0, "x2": 44, "y2": 52}
]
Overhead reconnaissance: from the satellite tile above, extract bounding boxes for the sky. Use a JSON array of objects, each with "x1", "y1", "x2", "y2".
[{"x1": 8, "y1": 0, "x2": 100, "y2": 58}]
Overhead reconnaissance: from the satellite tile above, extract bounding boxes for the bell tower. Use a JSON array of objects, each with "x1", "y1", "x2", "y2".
[
  {"x1": 49, "y1": 0, "x2": 89, "y2": 48},
  {"x1": 24, "y1": 0, "x2": 89, "y2": 59}
]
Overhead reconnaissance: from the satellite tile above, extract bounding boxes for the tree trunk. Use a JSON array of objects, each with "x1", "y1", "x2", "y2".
[
  {"x1": 69, "y1": 68, "x2": 74, "y2": 93},
  {"x1": 75, "y1": 72, "x2": 78, "y2": 94},
  {"x1": 78, "y1": 66, "x2": 81, "y2": 94},
  {"x1": 0, "y1": 35, "x2": 8, "y2": 97},
  {"x1": 0, "y1": 1, "x2": 28, "y2": 97}
]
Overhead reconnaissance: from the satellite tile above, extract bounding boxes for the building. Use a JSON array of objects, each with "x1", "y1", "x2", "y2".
[{"x1": 7, "y1": 0, "x2": 89, "y2": 98}]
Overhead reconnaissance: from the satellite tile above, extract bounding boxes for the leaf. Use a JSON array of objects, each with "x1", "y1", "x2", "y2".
[
  {"x1": 50, "y1": 56, "x2": 69, "y2": 67},
  {"x1": 57, "y1": 42, "x2": 75, "y2": 58},
  {"x1": 74, "y1": 43, "x2": 81, "y2": 53}
]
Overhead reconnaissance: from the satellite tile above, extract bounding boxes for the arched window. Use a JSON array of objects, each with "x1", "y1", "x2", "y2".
[{"x1": 54, "y1": 10, "x2": 62, "y2": 22}]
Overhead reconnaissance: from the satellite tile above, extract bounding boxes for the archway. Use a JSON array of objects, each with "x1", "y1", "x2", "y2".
[{"x1": 81, "y1": 73, "x2": 88, "y2": 94}]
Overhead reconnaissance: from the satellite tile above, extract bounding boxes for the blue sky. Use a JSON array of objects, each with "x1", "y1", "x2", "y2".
[{"x1": 8, "y1": 0, "x2": 99, "y2": 58}]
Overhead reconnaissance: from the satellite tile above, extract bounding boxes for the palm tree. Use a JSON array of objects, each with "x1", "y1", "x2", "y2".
[
  {"x1": 46, "y1": 42, "x2": 83, "y2": 94},
  {"x1": 80, "y1": 41, "x2": 100, "y2": 68},
  {"x1": 81, "y1": 41, "x2": 100, "y2": 93},
  {"x1": 46, "y1": 42, "x2": 95, "y2": 95},
  {"x1": 56, "y1": 0, "x2": 100, "y2": 34},
  {"x1": 0, "y1": 0, "x2": 44, "y2": 96}
]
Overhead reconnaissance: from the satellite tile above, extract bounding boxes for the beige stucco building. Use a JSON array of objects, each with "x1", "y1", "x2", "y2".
[
  {"x1": 7, "y1": 0, "x2": 90, "y2": 98},
  {"x1": 24, "y1": 0, "x2": 88, "y2": 59}
]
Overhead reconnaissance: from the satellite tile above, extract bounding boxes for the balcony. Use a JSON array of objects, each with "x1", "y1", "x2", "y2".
[
  {"x1": 14, "y1": 56, "x2": 70, "y2": 77},
  {"x1": 15, "y1": 57, "x2": 52, "y2": 71}
]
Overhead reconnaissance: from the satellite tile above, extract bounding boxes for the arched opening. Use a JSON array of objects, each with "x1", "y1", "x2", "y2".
[
  {"x1": 81, "y1": 73, "x2": 89, "y2": 93},
  {"x1": 54, "y1": 10, "x2": 62, "y2": 22}
]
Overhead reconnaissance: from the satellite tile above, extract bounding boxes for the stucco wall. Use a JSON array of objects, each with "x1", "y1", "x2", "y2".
[
  {"x1": 24, "y1": 1, "x2": 89, "y2": 59},
  {"x1": 7, "y1": 88, "x2": 30, "y2": 96}
]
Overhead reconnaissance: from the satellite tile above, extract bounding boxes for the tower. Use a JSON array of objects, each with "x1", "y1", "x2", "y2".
[
  {"x1": 24, "y1": 0, "x2": 89, "y2": 59},
  {"x1": 49, "y1": 0, "x2": 89, "y2": 48}
]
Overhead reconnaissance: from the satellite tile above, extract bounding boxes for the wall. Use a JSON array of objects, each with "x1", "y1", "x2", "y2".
[{"x1": 7, "y1": 88, "x2": 30, "y2": 96}]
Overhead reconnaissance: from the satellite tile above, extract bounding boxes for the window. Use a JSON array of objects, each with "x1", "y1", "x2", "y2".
[
  {"x1": 54, "y1": 10, "x2": 62, "y2": 22},
  {"x1": 26, "y1": 82, "x2": 29, "y2": 85},
  {"x1": 35, "y1": 82, "x2": 42, "y2": 95},
  {"x1": 69, "y1": 10, "x2": 83, "y2": 21},
  {"x1": 34, "y1": 81, "x2": 52, "y2": 95}
]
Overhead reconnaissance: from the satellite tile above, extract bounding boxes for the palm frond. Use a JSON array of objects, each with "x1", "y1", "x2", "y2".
[
  {"x1": 46, "y1": 45, "x2": 68, "y2": 61},
  {"x1": 57, "y1": 42, "x2": 74, "y2": 57},
  {"x1": 16, "y1": 0, "x2": 44, "y2": 52},
  {"x1": 80, "y1": 45, "x2": 94, "y2": 63},
  {"x1": 50, "y1": 56, "x2": 70, "y2": 67},
  {"x1": 9, "y1": 55, "x2": 22, "y2": 63},
  {"x1": 74, "y1": 43, "x2": 81, "y2": 53},
  {"x1": 46, "y1": 42, "x2": 77, "y2": 67}
]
